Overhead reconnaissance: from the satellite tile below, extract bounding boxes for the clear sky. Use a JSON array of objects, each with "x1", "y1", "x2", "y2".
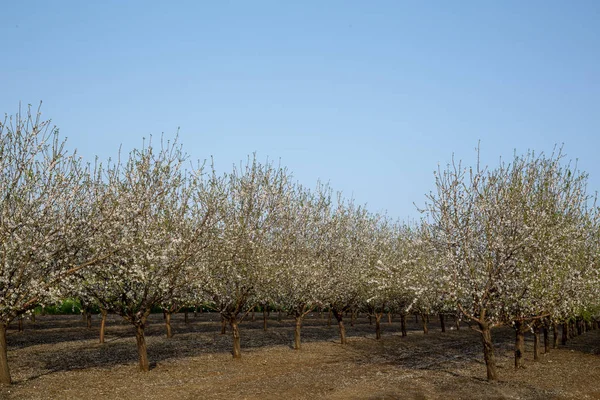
[{"x1": 1, "y1": 1, "x2": 599, "y2": 220}]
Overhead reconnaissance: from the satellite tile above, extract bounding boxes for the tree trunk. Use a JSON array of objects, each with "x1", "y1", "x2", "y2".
[
  {"x1": 231, "y1": 319, "x2": 241, "y2": 359},
  {"x1": 400, "y1": 313, "x2": 407, "y2": 337},
  {"x1": 439, "y1": 313, "x2": 446, "y2": 333},
  {"x1": 251, "y1": 308, "x2": 255, "y2": 322},
  {"x1": 375, "y1": 313, "x2": 382, "y2": 340},
  {"x1": 415, "y1": 314, "x2": 418, "y2": 324},
  {"x1": 479, "y1": 321, "x2": 498, "y2": 381},
  {"x1": 30, "y1": 313, "x2": 36, "y2": 324},
  {"x1": 543, "y1": 327, "x2": 549, "y2": 354},
  {"x1": 221, "y1": 315, "x2": 227, "y2": 335},
  {"x1": 562, "y1": 322, "x2": 568, "y2": 345},
  {"x1": 86, "y1": 312, "x2": 92, "y2": 329},
  {"x1": 422, "y1": 313, "x2": 428, "y2": 334},
  {"x1": 18, "y1": 317, "x2": 23, "y2": 332},
  {"x1": 333, "y1": 310, "x2": 347, "y2": 345},
  {"x1": 277, "y1": 310, "x2": 282, "y2": 322},
  {"x1": 0, "y1": 324, "x2": 11, "y2": 385},
  {"x1": 350, "y1": 310, "x2": 356, "y2": 327},
  {"x1": 165, "y1": 312, "x2": 173, "y2": 338},
  {"x1": 327, "y1": 310, "x2": 332, "y2": 328},
  {"x1": 553, "y1": 323, "x2": 559, "y2": 348},
  {"x1": 387, "y1": 312, "x2": 392, "y2": 325},
  {"x1": 515, "y1": 322, "x2": 525, "y2": 369},
  {"x1": 135, "y1": 324, "x2": 149, "y2": 372},
  {"x1": 368, "y1": 314, "x2": 372, "y2": 325},
  {"x1": 533, "y1": 327, "x2": 540, "y2": 361},
  {"x1": 99, "y1": 309, "x2": 107, "y2": 344},
  {"x1": 294, "y1": 316, "x2": 303, "y2": 350},
  {"x1": 263, "y1": 308, "x2": 268, "y2": 331},
  {"x1": 184, "y1": 311, "x2": 189, "y2": 325}
]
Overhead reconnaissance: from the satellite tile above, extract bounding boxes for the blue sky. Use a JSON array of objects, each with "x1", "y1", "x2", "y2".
[{"x1": 1, "y1": 1, "x2": 599, "y2": 220}]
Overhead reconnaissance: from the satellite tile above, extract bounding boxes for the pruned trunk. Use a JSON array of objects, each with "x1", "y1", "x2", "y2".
[
  {"x1": 263, "y1": 308, "x2": 268, "y2": 331},
  {"x1": 333, "y1": 309, "x2": 347, "y2": 345},
  {"x1": 99, "y1": 309, "x2": 107, "y2": 344},
  {"x1": 135, "y1": 324, "x2": 149, "y2": 372},
  {"x1": 515, "y1": 322, "x2": 525, "y2": 369},
  {"x1": 439, "y1": 313, "x2": 446, "y2": 333},
  {"x1": 533, "y1": 327, "x2": 540, "y2": 361},
  {"x1": 421, "y1": 313, "x2": 428, "y2": 334},
  {"x1": 375, "y1": 313, "x2": 382, "y2": 340},
  {"x1": 400, "y1": 313, "x2": 407, "y2": 337},
  {"x1": 543, "y1": 327, "x2": 549, "y2": 353},
  {"x1": 231, "y1": 319, "x2": 241, "y2": 359},
  {"x1": 221, "y1": 315, "x2": 227, "y2": 335},
  {"x1": 479, "y1": 321, "x2": 498, "y2": 381},
  {"x1": 294, "y1": 316, "x2": 303, "y2": 350},
  {"x1": 0, "y1": 324, "x2": 11, "y2": 385},
  {"x1": 165, "y1": 312, "x2": 173, "y2": 338}
]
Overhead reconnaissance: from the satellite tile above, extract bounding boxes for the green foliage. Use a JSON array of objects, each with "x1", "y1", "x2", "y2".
[{"x1": 34, "y1": 299, "x2": 100, "y2": 315}]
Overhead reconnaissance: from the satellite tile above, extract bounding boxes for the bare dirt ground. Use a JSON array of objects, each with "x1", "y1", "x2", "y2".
[{"x1": 0, "y1": 312, "x2": 599, "y2": 400}]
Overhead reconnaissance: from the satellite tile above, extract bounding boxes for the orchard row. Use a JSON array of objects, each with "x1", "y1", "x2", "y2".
[{"x1": 0, "y1": 105, "x2": 598, "y2": 384}]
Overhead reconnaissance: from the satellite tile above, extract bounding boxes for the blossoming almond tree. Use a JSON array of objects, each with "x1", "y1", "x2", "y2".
[
  {"x1": 200, "y1": 156, "x2": 293, "y2": 358},
  {"x1": 0, "y1": 105, "x2": 109, "y2": 385},
  {"x1": 269, "y1": 183, "x2": 331, "y2": 350},
  {"x1": 74, "y1": 137, "x2": 219, "y2": 371},
  {"x1": 358, "y1": 214, "x2": 399, "y2": 340},
  {"x1": 423, "y1": 147, "x2": 598, "y2": 381},
  {"x1": 491, "y1": 152, "x2": 596, "y2": 368},
  {"x1": 319, "y1": 196, "x2": 372, "y2": 345}
]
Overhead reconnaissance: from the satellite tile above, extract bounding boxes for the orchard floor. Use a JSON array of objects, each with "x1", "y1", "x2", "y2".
[{"x1": 0, "y1": 313, "x2": 599, "y2": 400}]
